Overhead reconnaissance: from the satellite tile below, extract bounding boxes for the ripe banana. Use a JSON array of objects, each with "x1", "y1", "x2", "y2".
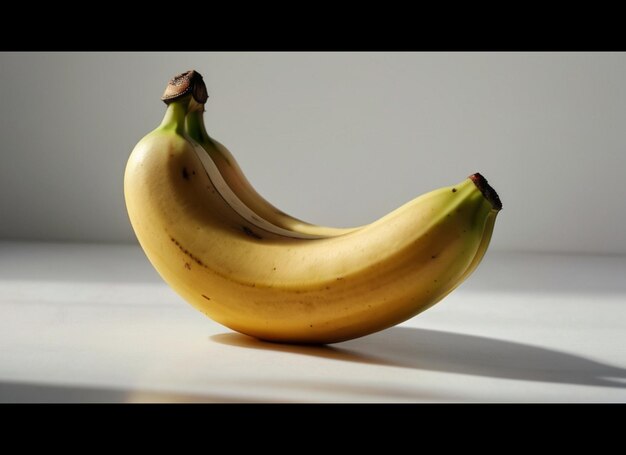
[
  {"x1": 184, "y1": 93, "x2": 357, "y2": 238},
  {"x1": 124, "y1": 70, "x2": 502, "y2": 344}
]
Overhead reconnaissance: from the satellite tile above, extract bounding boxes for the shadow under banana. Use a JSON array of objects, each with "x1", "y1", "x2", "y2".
[{"x1": 212, "y1": 325, "x2": 626, "y2": 390}]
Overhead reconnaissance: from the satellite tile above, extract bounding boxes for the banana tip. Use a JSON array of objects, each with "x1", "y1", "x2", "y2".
[{"x1": 470, "y1": 173, "x2": 502, "y2": 211}]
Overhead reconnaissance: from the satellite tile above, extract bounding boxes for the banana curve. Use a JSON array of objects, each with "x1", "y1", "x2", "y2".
[
  {"x1": 126, "y1": 119, "x2": 498, "y2": 343},
  {"x1": 184, "y1": 109, "x2": 360, "y2": 238},
  {"x1": 187, "y1": 137, "x2": 326, "y2": 239}
]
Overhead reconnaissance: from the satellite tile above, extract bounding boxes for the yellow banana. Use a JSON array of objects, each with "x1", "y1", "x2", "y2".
[
  {"x1": 124, "y1": 70, "x2": 502, "y2": 344},
  {"x1": 184, "y1": 90, "x2": 356, "y2": 238}
]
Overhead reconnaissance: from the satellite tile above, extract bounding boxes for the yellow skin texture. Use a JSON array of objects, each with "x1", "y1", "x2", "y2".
[{"x1": 125, "y1": 100, "x2": 499, "y2": 344}]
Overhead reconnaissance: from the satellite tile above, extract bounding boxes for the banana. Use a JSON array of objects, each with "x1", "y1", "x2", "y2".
[
  {"x1": 124, "y1": 70, "x2": 502, "y2": 344},
  {"x1": 184, "y1": 91, "x2": 357, "y2": 239}
]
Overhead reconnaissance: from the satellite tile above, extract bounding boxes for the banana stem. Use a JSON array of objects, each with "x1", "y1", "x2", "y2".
[
  {"x1": 159, "y1": 70, "x2": 209, "y2": 136},
  {"x1": 159, "y1": 100, "x2": 189, "y2": 133},
  {"x1": 185, "y1": 109, "x2": 213, "y2": 145}
]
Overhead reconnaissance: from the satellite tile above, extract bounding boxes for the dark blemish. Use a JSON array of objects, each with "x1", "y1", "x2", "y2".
[
  {"x1": 182, "y1": 167, "x2": 190, "y2": 180},
  {"x1": 273, "y1": 267, "x2": 277, "y2": 271},
  {"x1": 452, "y1": 188, "x2": 457, "y2": 193},
  {"x1": 251, "y1": 283, "x2": 256, "y2": 288},
  {"x1": 201, "y1": 295, "x2": 211, "y2": 301},
  {"x1": 434, "y1": 279, "x2": 438, "y2": 283},
  {"x1": 170, "y1": 236, "x2": 205, "y2": 267},
  {"x1": 310, "y1": 324, "x2": 313, "y2": 328},
  {"x1": 336, "y1": 277, "x2": 344, "y2": 281},
  {"x1": 192, "y1": 170, "x2": 196, "y2": 175},
  {"x1": 242, "y1": 226, "x2": 262, "y2": 240},
  {"x1": 185, "y1": 262, "x2": 191, "y2": 270},
  {"x1": 325, "y1": 286, "x2": 330, "y2": 290},
  {"x1": 431, "y1": 254, "x2": 438, "y2": 259}
]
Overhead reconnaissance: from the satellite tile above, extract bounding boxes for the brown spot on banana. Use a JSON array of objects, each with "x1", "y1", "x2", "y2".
[
  {"x1": 242, "y1": 226, "x2": 262, "y2": 240},
  {"x1": 170, "y1": 236, "x2": 205, "y2": 267}
]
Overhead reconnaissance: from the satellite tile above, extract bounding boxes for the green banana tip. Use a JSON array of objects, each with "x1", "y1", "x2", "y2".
[
  {"x1": 470, "y1": 173, "x2": 502, "y2": 211},
  {"x1": 161, "y1": 70, "x2": 209, "y2": 105}
]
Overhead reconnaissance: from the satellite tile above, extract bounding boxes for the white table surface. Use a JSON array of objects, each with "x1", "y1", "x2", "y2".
[{"x1": 1, "y1": 241, "x2": 625, "y2": 403}]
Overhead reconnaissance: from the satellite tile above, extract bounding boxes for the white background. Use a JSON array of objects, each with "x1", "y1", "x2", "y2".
[{"x1": 2, "y1": 52, "x2": 626, "y2": 254}]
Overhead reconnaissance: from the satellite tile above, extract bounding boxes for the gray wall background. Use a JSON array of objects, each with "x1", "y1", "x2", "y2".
[{"x1": 1, "y1": 52, "x2": 625, "y2": 254}]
